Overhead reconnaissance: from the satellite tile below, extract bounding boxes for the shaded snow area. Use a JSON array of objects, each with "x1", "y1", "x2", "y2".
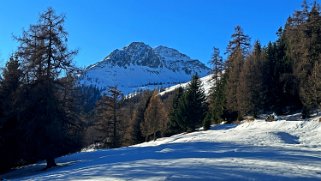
[{"x1": 2, "y1": 118, "x2": 321, "y2": 180}]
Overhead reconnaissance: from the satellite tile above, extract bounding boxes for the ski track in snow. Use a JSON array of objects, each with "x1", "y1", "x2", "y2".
[{"x1": 2, "y1": 118, "x2": 321, "y2": 180}]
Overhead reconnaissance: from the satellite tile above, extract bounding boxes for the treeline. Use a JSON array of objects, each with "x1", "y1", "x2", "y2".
[
  {"x1": 208, "y1": 1, "x2": 321, "y2": 122},
  {"x1": 85, "y1": 74, "x2": 207, "y2": 149}
]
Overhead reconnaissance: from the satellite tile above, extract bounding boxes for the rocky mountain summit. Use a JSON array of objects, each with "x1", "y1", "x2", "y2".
[{"x1": 78, "y1": 42, "x2": 210, "y2": 94}]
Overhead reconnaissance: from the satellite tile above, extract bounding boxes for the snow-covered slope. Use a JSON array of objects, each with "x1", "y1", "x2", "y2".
[
  {"x1": 3, "y1": 116, "x2": 321, "y2": 180},
  {"x1": 159, "y1": 74, "x2": 214, "y2": 96},
  {"x1": 78, "y1": 42, "x2": 210, "y2": 95}
]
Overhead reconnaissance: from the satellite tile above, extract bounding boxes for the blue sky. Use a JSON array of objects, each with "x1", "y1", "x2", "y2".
[{"x1": 0, "y1": 0, "x2": 314, "y2": 68}]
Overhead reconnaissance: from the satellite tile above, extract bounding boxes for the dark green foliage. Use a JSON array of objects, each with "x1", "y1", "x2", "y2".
[
  {"x1": 208, "y1": 74, "x2": 227, "y2": 123},
  {"x1": 210, "y1": 47, "x2": 224, "y2": 83},
  {"x1": 176, "y1": 75, "x2": 207, "y2": 132},
  {"x1": 18, "y1": 82, "x2": 71, "y2": 165},
  {"x1": 263, "y1": 41, "x2": 286, "y2": 113},
  {"x1": 284, "y1": 1, "x2": 321, "y2": 117},
  {"x1": 0, "y1": 56, "x2": 21, "y2": 122},
  {"x1": 0, "y1": 56, "x2": 23, "y2": 172},
  {"x1": 166, "y1": 87, "x2": 184, "y2": 136},
  {"x1": 202, "y1": 113, "x2": 212, "y2": 131},
  {"x1": 77, "y1": 85, "x2": 102, "y2": 114},
  {"x1": 207, "y1": 47, "x2": 227, "y2": 123}
]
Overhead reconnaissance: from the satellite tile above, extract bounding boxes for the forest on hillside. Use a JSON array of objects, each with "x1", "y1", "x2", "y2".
[{"x1": 0, "y1": 0, "x2": 321, "y2": 173}]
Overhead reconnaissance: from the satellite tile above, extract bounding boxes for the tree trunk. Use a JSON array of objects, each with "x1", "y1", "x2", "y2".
[
  {"x1": 45, "y1": 157, "x2": 57, "y2": 169},
  {"x1": 153, "y1": 132, "x2": 156, "y2": 141}
]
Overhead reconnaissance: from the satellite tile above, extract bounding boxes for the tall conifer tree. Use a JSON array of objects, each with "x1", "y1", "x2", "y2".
[
  {"x1": 0, "y1": 56, "x2": 23, "y2": 171},
  {"x1": 208, "y1": 47, "x2": 226, "y2": 123},
  {"x1": 225, "y1": 26, "x2": 250, "y2": 120},
  {"x1": 176, "y1": 75, "x2": 207, "y2": 132},
  {"x1": 141, "y1": 91, "x2": 167, "y2": 141},
  {"x1": 15, "y1": 8, "x2": 79, "y2": 168},
  {"x1": 167, "y1": 87, "x2": 185, "y2": 135}
]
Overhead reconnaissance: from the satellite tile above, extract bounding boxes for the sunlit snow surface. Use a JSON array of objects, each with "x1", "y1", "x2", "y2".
[
  {"x1": 3, "y1": 117, "x2": 321, "y2": 180},
  {"x1": 159, "y1": 74, "x2": 214, "y2": 96}
]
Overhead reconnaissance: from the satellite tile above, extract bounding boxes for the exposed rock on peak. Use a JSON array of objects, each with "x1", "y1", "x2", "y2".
[{"x1": 79, "y1": 42, "x2": 210, "y2": 94}]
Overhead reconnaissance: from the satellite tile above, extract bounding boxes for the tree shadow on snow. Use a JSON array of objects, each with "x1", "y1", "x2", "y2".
[
  {"x1": 212, "y1": 124, "x2": 238, "y2": 130},
  {"x1": 4, "y1": 140, "x2": 321, "y2": 180}
]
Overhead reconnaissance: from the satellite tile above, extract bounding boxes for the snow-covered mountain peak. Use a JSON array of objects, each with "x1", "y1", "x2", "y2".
[
  {"x1": 154, "y1": 45, "x2": 189, "y2": 61},
  {"x1": 100, "y1": 42, "x2": 162, "y2": 68},
  {"x1": 123, "y1": 42, "x2": 151, "y2": 51},
  {"x1": 78, "y1": 42, "x2": 210, "y2": 94}
]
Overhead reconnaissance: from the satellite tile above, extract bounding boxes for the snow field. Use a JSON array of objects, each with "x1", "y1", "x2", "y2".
[{"x1": 2, "y1": 117, "x2": 321, "y2": 180}]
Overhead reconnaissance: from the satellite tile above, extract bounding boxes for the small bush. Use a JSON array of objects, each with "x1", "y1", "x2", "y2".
[
  {"x1": 265, "y1": 115, "x2": 276, "y2": 122},
  {"x1": 203, "y1": 114, "x2": 212, "y2": 130}
]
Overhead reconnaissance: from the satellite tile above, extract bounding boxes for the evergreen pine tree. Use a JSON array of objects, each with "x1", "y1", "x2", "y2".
[
  {"x1": 176, "y1": 75, "x2": 207, "y2": 132},
  {"x1": 209, "y1": 75, "x2": 227, "y2": 123},
  {"x1": 0, "y1": 56, "x2": 22, "y2": 119},
  {"x1": 263, "y1": 27, "x2": 301, "y2": 114},
  {"x1": 210, "y1": 47, "x2": 224, "y2": 83},
  {"x1": 208, "y1": 47, "x2": 226, "y2": 123},
  {"x1": 202, "y1": 113, "x2": 212, "y2": 131},
  {"x1": 0, "y1": 56, "x2": 23, "y2": 172},
  {"x1": 167, "y1": 87, "x2": 184, "y2": 135}
]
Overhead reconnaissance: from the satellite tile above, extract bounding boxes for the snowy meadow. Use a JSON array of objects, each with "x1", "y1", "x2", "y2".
[{"x1": 3, "y1": 116, "x2": 321, "y2": 180}]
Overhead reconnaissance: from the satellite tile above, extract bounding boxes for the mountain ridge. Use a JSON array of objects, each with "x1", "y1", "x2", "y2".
[{"x1": 79, "y1": 42, "x2": 210, "y2": 94}]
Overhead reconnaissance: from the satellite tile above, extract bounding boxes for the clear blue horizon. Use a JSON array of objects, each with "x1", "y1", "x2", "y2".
[{"x1": 0, "y1": 0, "x2": 315, "y2": 68}]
